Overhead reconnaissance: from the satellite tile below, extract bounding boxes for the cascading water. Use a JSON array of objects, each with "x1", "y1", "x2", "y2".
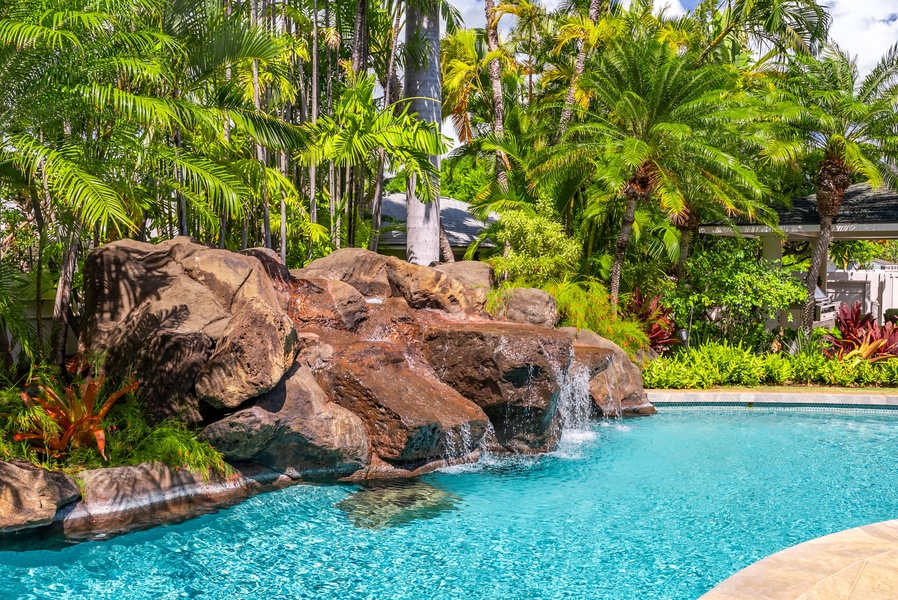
[{"x1": 556, "y1": 362, "x2": 593, "y2": 440}]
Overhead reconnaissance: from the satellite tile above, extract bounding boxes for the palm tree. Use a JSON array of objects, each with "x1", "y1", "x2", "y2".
[
  {"x1": 539, "y1": 38, "x2": 766, "y2": 314},
  {"x1": 768, "y1": 44, "x2": 898, "y2": 331}
]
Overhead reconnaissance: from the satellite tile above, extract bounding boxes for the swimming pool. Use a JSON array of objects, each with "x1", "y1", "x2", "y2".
[{"x1": 3, "y1": 410, "x2": 897, "y2": 599}]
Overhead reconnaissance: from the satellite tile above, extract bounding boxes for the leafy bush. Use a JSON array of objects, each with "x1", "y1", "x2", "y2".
[
  {"x1": 665, "y1": 237, "x2": 805, "y2": 347},
  {"x1": 487, "y1": 211, "x2": 582, "y2": 286},
  {"x1": 643, "y1": 336, "x2": 898, "y2": 389}
]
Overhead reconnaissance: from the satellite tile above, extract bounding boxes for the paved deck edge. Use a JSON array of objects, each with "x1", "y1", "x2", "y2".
[
  {"x1": 699, "y1": 519, "x2": 898, "y2": 600},
  {"x1": 647, "y1": 389, "x2": 898, "y2": 410}
]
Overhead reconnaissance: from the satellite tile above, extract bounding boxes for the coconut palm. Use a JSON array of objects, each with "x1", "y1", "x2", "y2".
[{"x1": 767, "y1": 44, "x2": 898, "y2": 331}]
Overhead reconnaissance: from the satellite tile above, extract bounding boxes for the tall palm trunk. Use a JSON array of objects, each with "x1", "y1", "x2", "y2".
[
  {"x1": 675, "y1": 212, "x2": 700, "y2": 288},
  {"x1": 555, "y1": 0, "x2": 601, "y2": 143},
  {"x1": 484, "y1": 0, "x2": 508, "y2": 188},
  {"x1": 404, "y1": 0, "x2": 441, "y2": 265},
  {"x1": 801, "y1": 159, "x2": 851, "y2": 331},
  {"x1": 252, "y1": 0, "x2": 271, "y2": 248},
  {"x1": 369, "y1": 0, "x2": 402, "y2": 253},
  {"x1": 351, "y1": 0, "x2": 367, "y2": 73},
  {"x1": 610, "y1": 192, "x2": 637, "y2": 317},
  {"x1": 309, "y1": 0, "x2": 319, "y2": 230}
]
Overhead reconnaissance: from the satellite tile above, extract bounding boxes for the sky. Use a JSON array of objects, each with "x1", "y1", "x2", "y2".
[{"x1": 452, "y1": 0, "x2": 898, "y2": 76}]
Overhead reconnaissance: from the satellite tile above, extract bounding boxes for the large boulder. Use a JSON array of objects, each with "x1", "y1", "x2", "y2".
[
  {"x1": 292, "y1": 248, "x2": 391, "y2": 297},
  {"x1": 384, "y1": 257, "x2": 475, "y2": 314},
  {"x1": 432, "y1": 260, "x2": 496, "y2": 312},
  {"x1": 80, "y1": 237, "x2": 297, "y2": 421},
  {"x1": 201, "y1": 364, "x2": 369, "y2": 479},
  {"x1": 315, "y1": 341, "x2": 489, "y2": 467},
  {"x1": 281, "y1": 277, "x2": 369, "y2": 332},
  {"x1": 195, "y1": 296, "x2": 298, "y2": 409},
  {"x1": 558, "y1": 327, "x2": 656, "y2": 416},
  {"x1": 0, "y1": 461, "x2": 80, "y2": 534},
  {"x1": 493, "y1": 287, "x2": 558, "y2": 328},
  {"x1": 421, "y1": 321, "x2": 573, "y2": 453}
]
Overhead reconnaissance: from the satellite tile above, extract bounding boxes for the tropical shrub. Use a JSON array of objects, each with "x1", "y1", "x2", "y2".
[
  {"x1": 0, "y1": 370, "x2": 228, "y2": 475},
  {"x1": 643, "y1": 342, "x2": 898, "y2": 389},
  {"x1": 623, "y1": 288, "x2": 678, "y2": 353},
  {"x1": 487, "y1": 212, "x2": 582, "y2": 286}
]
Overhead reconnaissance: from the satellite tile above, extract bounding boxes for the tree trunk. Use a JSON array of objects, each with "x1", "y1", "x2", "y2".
[
  {"x1": 368, "y1": 0, "x2": 402, "y2": 253},
  {"x1": 280, "y1": 152, "x2": 289, "y2": 263},
  {"x1": 555, "y1": 0, "x2": 601, "y2": 143},
  {"x1": 802, "y1": 213, "x2": 833, "y2": 331},
  {"x1": 610, "y1": 192, "x2": 638, "y2": 317},
  {"x1": 675, "y1": 225, "x2": 692, "y2": 288},
  {"x1": 252, "y1": 0, "x2": 271, "y2": 248},
  {"x1": 350, "y1": 0, "x2": 368, "y2": 73},
  {"x1": 173, "y1": 127, "x2": 187, "y2": 236},
  {"x1": 31, "y1": 187, "x2": 45, "y2": 359},
  {"x1": 309, "y1": 0, "x2": 319, "y2": 227},
  {"x1": 802, "y1": 160, "x2": 851, "y2": 331},
  {"x1": 483, "y1": 0, "x2": 508, "y2": 188},
  {"x1": 404, "y1": 1, "x2": 441, "y2": 265},
  {"x1": 51, "y1": 229, "x2": 79, "y2": 371},
  {"x1": 439, "y1": 220, "x2": 455, "y2": 262}
]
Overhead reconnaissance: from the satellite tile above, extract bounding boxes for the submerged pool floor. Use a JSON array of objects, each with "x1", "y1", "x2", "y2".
[{"x1": 3, "y1": 411, "x2": 898, "y2": 600}]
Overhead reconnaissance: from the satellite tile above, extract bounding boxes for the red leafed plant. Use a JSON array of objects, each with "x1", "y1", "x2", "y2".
[
  {"x1": 14, "y1": 374, "x2": 138, "y2": 460},
  {"x1": 623, "y1": 288, "x2": 679, "y2": 353},
  {"x1": 826, "y1": 302, "x2": 898, "y2": 362}
]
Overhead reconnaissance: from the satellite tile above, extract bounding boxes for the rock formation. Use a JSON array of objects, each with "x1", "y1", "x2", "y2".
[{"x1": 0, "y1": 241, "x2": 655, "y2": 539}]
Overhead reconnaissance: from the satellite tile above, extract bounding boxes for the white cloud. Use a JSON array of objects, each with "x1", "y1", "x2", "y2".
[{"x1": 823, "y1": 0, "x2": 898, "y2": 76}]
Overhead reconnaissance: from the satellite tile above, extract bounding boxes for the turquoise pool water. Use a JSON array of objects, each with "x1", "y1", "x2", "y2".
[{"x1": 3, "y1": 410, "x2": 898, "y2": 599}]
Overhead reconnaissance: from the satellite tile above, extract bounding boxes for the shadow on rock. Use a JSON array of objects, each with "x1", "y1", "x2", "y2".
[{"x1": 335, "y1": 479, "x2": 459, "y2": 529}]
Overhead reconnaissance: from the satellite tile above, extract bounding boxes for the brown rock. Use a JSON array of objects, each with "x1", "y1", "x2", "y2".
[
  {"x1": 433, "y1": 261, "x2": 495, "y2": 311},
  {"x1": 292, "y1": 248, "x2": 391, "y2": 297},
  {"x1": 57, "y1": 462, "x2": 294, "y2": 540},
  {"x1": 315, "y1": 341, "x2": 489, "y2": 465},
  {"x1": 195, "y1": 296, "x2": 299, "y2": 409},
  {"x1": 384, "y1": 256, "x2": 475, "y2": 313},
  {"x1": 493, "y1": 287, "x2": 558, "y2": 328},
  {"x1": 241, "y1": 247, "x2": 290, "y2": 282},
  {"x1": 80, "y1": 237, "x2": 296, "y2": 421},
  {"x1": 558, "y1": 327, "x2": 656, "y2": 417},
  {"x1": 421, "y1": 321, "x2": 573, "y2": 453},
  {"x1": 202, "y1": 365, "x2": 369, "y2": 479},
  {"x1": 281, "y1": 278, "x2": 369, "y2": 332},
  {"x1": 0, "y1": 461, "x2": 80, "y2": 533}
]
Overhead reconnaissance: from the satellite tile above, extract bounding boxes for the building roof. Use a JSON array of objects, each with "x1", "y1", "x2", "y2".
[
  {"x1": 378, "y1": 193, "x2": 497, "y2": 248},
  {"x1": 778, "y1": 184, "x2": 898, "y2": 226},
  {"x1": 700, "y1": 184, "x2": 898, "y2": 241}
]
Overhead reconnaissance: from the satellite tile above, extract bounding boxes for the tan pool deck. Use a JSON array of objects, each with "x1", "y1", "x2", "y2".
[
  {"x1": 700, "y1": 520, "x2": 898, "y2": 600},
  {"x1": 647, "y1": 388, "x2": 898, "y2": 409}
]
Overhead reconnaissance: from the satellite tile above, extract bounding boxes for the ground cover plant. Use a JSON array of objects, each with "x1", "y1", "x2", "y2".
[{"x1": 0, "y1": 362, "x2": 228, "y2": 475}]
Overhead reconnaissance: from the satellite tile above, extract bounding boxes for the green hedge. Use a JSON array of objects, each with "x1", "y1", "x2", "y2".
[{"x1": 643, "y1": 341, "x2": 898, "y2": 389}]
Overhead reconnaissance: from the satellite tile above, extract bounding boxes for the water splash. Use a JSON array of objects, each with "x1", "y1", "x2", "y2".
[{"x1": 442, "y1": 422, "x2": 475, "y2": 461}]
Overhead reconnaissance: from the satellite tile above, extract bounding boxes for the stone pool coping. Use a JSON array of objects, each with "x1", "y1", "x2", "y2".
[
  {"x1": 647, "y1": 389, "x2": 898, "y2": 410},
  {"x1": 700, "y1": 519, "x2": 898, "y2": 599}
]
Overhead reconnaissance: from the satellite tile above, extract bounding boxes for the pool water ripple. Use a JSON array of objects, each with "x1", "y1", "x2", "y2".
[{"x1": 2, "y1": 411, "x2": 898, "y2": 599}]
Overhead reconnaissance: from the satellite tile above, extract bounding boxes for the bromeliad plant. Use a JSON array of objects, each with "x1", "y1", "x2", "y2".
[
  {"x1": 826, "y1": 302, "x2": 898, "y2": 362},
  {"x1": 14, "y1": 375, "x2": 138, "y2": 460},
  {"x1": 623, "y1": 288, "x2": 679, "y2": 353}
]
